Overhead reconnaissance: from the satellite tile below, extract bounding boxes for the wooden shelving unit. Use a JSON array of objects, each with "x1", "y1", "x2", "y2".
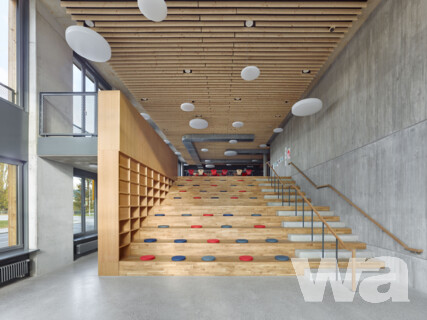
[{"x1": 118, "y1": 152, "x2": 174, "y2": 259}]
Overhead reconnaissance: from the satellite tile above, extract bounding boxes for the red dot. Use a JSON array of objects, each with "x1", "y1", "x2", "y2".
[
  {"x1": 191, "y1": 225, "x2": 203, "y2": 228},
  {"x1": 203, "y1": 214, "x2": 214, "y2": 216},
  {"x1": 239, "y1": 255, "x2": 253, "y2": 261},
  {"x1": 140, "y1": 255, "x2": 156, "y2": 261},
  {"x1": 211, "y1": 185, "x2": 218, "y2": 187},
  {"x1": 254, "y1": 225, "x2": 266, "y2": 228},
  {"x1": 207, "y1": 239, "x2": 220, "y2": 243},
  {"x1": 193, "y1": 197, "x2": 201, "y2": 199},
  {"x1": 179, "y1": 190, "x2": 187, "y2": 192},
  {"x1": 239, "y1": 190, "x2": 246, "y2": 192},
  {"x1": 231, "y1": 197, "x2": 238, "y2": 199}
]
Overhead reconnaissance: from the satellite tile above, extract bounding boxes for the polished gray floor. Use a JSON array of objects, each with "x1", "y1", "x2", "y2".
[{"x1": 0, "y1": 253, "x2": 426, "y2": 320}]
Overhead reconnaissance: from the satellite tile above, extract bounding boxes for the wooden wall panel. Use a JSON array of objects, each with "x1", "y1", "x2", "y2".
[{"x1": 98, "y1": 91, "x2": 177, "y2": 276}]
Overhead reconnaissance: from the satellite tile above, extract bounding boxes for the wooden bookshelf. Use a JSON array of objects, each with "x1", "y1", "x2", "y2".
[{"x1": 118, "y1": 152, "x2": 174, "y2": 259}]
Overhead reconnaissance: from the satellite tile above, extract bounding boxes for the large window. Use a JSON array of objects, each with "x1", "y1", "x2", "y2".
[
  {"x1": 0, "y1": 0, "x2": 17, "y2": 104},
  {"x1": 0, "y1": 160, "x2": 22, "y2": 250},
  {"x1": 73, "y1": 170, "x2": 97, "y2": 237}
]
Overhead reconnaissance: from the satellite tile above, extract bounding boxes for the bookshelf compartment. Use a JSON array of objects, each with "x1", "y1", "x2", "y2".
[
  {"x1": 119, "y1": 180, "x2": 129, "y2": 194},
  {"x1": 130, "y1": 171, "x2": 139, "y2": 184},
  {"x1": 130, "y1": 183, "x2": 139, "y2": 195},
  {"x1": 130, "y1": 195, "x2": 139, "y2": 206},
  {"x1": 119, "y1": 167, "x2": 130, "y2": 181},
  {"x1": 119, "y1": 207, "x2": 130, "y2": 220},
  {"x1": 131, "y1": 206, "x2": 139, "y2": 218},
  {"x1": 119, "y1": 220, "x2": 130, "y2": 233},
  {"x1": 119, "y1": 154, "x2": 129, "y2": 168},
  {"x1": 119, "y1": 194, "x2": 130, "y2": 207}
]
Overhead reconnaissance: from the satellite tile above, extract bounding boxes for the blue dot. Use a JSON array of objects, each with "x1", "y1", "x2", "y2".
[
  {"x1": 182, "y1": 214, "x2": 192, "y2": 216},
  {"x1": 275, "y1": 255, "x2": 290, "y2": 261},
  {"x1": 221, "y1": 225, "x2": 232, "y2": 228},
  {"x1": 223, "y1": 214, "x2": 234, "y2": 216},
  {"x1": 171, "y1": 255, "x2": 186, "y2": 261},
  {"x1": 202, "y1": 256, "x2": 216, "y2": 262},
  {"x1": 158, "y1": 225, "x2": 169, "y2": 228},
  {"x1": 144, "y1": 238, "x2": 157, "y2": 243},
  {"x1": 236, "y1": 239, "x2": 248, "y2": 243},
  {"x1": 155, "y1": 214, "x2": 165, "y2": 216},
  {"x1": 174, "y1": 239, "x2": 187, "y2": 243},
  {"x1": 266, "y1": 238, "x2": 278, "y2": 243},
  {"x1": 251, "y1": 214, "x2": 261, "y2": 216}
]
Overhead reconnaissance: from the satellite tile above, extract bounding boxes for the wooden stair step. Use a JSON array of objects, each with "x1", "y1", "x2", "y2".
[{"x1": 119, "y1": 256, "x2": 384, "y2": 276}]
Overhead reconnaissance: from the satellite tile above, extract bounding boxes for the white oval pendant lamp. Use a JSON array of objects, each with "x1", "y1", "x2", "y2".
[
  {"x1": 189, "y1": 118, "x2": 208, "y2": 129},
  {"x1": 65, "y1": 26, "x2": 111, "y2": 62},
  {"x1": 224, "y1": 150, "x2": 238, "y2": 157},
  {"x1": 292, "y1": 98, "x2": 323, "y2": 116},
  {"x1": 229, "y1": 139, "x2": 238, "y2": 144},
  {"x1": 180, "y1": 103, "x2": 195, "y2": 112},
  {"x1": 206, "y1": 164, "x2": 215, "y2": 169},
  {"x1": 259, "y1": 144, "x2": 267, "y2": 148},
  {"x1": 232, "y1": 121, "x2": 244, "y2": 128},
  {"x1": 138, "y1": 0, "x2": 167, "y2": 22},
  {"x1": 273, "y1": 128, "x2": 283, "y2": 133},
  {"x1": 241, "y1": 66, "x2": 260, "y2": 81},
  {"x1": 201, "y1": 148, "x2": 209, "y2": 152}
]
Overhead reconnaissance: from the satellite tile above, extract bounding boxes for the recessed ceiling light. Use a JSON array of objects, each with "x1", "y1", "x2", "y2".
[
  {"x1": 141, "y1": 97, "x2": 149, "y2": 101},
  {"x1": 183, "y1": 69, "x2": 192, "y2": 74},
  {"x1": 329, "y1": 26, "x2": 336, "y2": 33},
  {"x1": 65, "y1": 26, "x2": 111, "y2": 62},
  {"x1": 164, "y1": 139, "x2": 170, "y2": 144},
  {"x1": 137, "y1": 0, "x2": 167, "y2": 22},
  {"x1": 274, "y1": 114, "x2": 282, "y2": 118},
  {"x1": 205, "y1": 164, "x2": 215, "y2": 168},
  {"x1": 189, "y1": 118, "x2": 208, "y2": 129},
  {"x1": 285, "y1": 100, "x2": 289, "y2": 104},
  {"x1": 259, "y1": 144, "x2": 267, "y2": 148},
  {"x1": 273, "y1": 128, "x2": 283, "y2": 133},
  {"x1": 140, "y1": 113, "x2": 150, "y2": 120},
  {"x1": 84, "y1": 20, "x2": 95, "y2": 28},
  {"x1": 232, "y1": 121, "x2": 244, "y2": 128},
  {"x1": 229, "y1": 139, "x2": 238, "y2": 144},
  {"x1": 302, "y1": 69, "x2": 311, "y2": 74},
  {"x1": 245, "y1": 20, "x2": 255, "y2": 27},
  {"x1": 292, "y1": 98, "x2": 323, "y2": 117},
  {"x1": 201, "y1": 148, "x2": 209, "y2": 152},
  {"x1": 234, "y1": 97, "x2": 242, "y2": 102},
  {"x1": 224, "y1": 150, "x2": 238, "y2": 156},
  {"x1": 241, "y1": 66, "x2": 260, "y2": 81},
  {"x1": 180, "y1": 102, "x2": 195, "y2": 112}
]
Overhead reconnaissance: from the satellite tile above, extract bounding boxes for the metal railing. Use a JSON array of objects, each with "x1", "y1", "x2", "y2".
[
  {"x1": 0, "y1": 82, "x2": 16, "y2": 104},
  {"x1": 39, "y1": 92, "x2": 98, "y2": 137},
  {"x1": 266, "y1": 161, "x2": 358, "y2": 291},
  {"x1": 288, "y1": 162, "x2": 423, "y2": 254}
]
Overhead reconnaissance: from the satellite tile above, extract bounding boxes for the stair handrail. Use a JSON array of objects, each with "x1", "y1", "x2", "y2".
[
  {"x1": 266, "y1": 162, "x2": 358, "y2": 291},
  {"x1": 289, "y1": 162, "x2": 423, "y2": 254}
]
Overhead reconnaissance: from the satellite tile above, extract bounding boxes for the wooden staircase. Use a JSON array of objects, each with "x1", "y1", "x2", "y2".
[{"x1": 119, "y1": 176, "x2": 384, "y2": 276}]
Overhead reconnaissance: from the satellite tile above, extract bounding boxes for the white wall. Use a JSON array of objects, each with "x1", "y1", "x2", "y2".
[
  {"x1": 270, "y1": 0, "x2": 427, "y2": 293},
  {"x1": 28, "y1": 0, "x2": 74, "y2": 276}
]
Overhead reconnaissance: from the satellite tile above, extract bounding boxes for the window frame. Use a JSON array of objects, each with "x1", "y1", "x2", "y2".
[
  {"x1": 73, "y1": 169, "x2": 97, "y2": 239},
  {"x1": 0, "y1": 0, "x2": 29, "y2": 110},
  {"x1": 0, "y1": 156, "x2": 24, "y2": 253}
]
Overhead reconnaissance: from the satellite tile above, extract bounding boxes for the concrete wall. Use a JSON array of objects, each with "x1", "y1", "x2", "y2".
[
  {"x1": 28, "y1": 0, "x2": 74, "y2": 275},
  {"x1": 270, "y1": 0, "x2": 427, "y2": 293}
]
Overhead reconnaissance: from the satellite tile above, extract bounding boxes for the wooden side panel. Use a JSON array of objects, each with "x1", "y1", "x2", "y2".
[
  {"x1": 118, "y1": 93, "x2": 178, "y2": 179},
  {"x1": 98, "y1": 91, "x2": 177, "y2": 276},
  {"x1": 98, "y1": 92, "x2": 121, "y2": 276}
]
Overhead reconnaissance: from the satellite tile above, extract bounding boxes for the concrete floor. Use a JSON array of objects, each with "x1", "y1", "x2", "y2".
[{"x1": 0, "y1": 253, "x2": 426, "y2": 320}]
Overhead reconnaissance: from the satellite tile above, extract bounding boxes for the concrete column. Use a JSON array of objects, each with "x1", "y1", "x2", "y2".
[{"x1": 263, "y1": 153, "x2": 267, "y2": 176}]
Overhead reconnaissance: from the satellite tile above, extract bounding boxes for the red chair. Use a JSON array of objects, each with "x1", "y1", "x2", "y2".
[
  {"x1": 221, "y1": 169, "x2": 228, "y2": 176},
  {"x1": 246, "y1": 169, "x2": 252, "y2": 176},
  {"x1": 211, "y1": 169, "x2": 218, "y2": 176},
  {"x1": 188, "y1": 169, "x2": 194, "y2": 176},
  {"x1": 241, "y1": 172, "x2": 247, "y2": 176}
]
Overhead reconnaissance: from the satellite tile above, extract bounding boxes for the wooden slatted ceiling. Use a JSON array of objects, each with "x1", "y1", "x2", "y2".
[{"x1": 61, "y1": 0, "x2": 371, "y2": 164}]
